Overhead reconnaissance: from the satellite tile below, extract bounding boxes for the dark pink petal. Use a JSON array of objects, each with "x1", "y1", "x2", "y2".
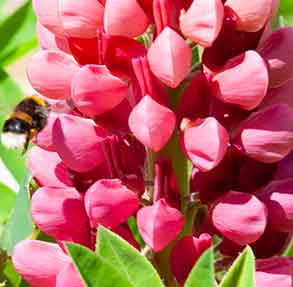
[
  {"x1": 256, "y1": 257, "x2": 293, "y2": 287},
  {"x1": 104, "y1": 0, "x2": 149, "y2": 37},
  {"x1": 112, "y1": 224, "x2": 140, "y2": 250},
  {"x1": 181, "y1": 117, "x2": 229, "y2": 172},
  {"x1": 233, "y1": 104, "x2": 293, "y2": 163},
  {"x1": 137, "y1": 199, "x2": 184, "y2": 252},
  {"x1": 71, "y1": 65, "x2": 128, "y2": 117},
  {"x1": 27, "y1": 51, "x2": 79, "y2": 100},
  {"x1": 147, "y1": 27, "x2": 192, "y2": 88},
  {"x1": 32, "y1": 112, "x2": 57, "y2": 151},
  {"x1": 274, "y1": 151, "x2": 293, "y2": 180},
  {"x1": 28, "y1": 146, "x2": 73, "y2": 188},
  {"x1": 31, "y1": 186, "x2": 90, "y2": 247},
  {"x1": 258, "y1": 27, "x2": 293, "y2": 88},
  {"x1": 261, "y1": 78, "x2": 293, "y2": 109},
  {"x1": 180, "y1": 0, "x2": 224, "y2": 47},
  {"x1": 12, "y1": 240, "x2": 70, "y2": 287},
  {"x1": 32, "y1": 0, "x2": 63, "y2": 37},
  {"x1": 225, "y1": 0, "x2": 272, "y2": 32},
  {"x1": 60, "y1": 0, "x2": 104, "y2": 38},
  {"x1": 56, "y1": 263, "x2": 84, "y2": 287},
  {"x1": 85, "y1": 179, "x2": 139, "y2": 229},
  {"x1": 52, "y1": 114, "x2": 107, "y2": 172},
  {"x1": 129, "y1": 95, "x2": 176, "y2": 152},
  {"x1": 211, "y1": 191, "x2": 267, "y2": 245},
  {"x1": 210, "y1": 50, "x2": 269, "y2": 110},
  {"x1": 171, "y1": 234, "x2": 212, "y2": 285},
  {"x1": 259, "y1": 179, "x2": 293, "y2": 232}
]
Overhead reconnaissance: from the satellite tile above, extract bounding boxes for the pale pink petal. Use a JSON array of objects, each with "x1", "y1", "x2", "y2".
[
  {"x1": 256, "y1": 257, "x2": 293, "y2": 287},
  {"x1": 225, "y1": 0, "x2": 272, "y2": 32},
  {"x1": 211, "y1": 191, "x2": 267, "y2": 245},
  {"x1": 180, "y1": 0, "x2": 224, "y2": 47},
  {"x1": 137, "y1": 199, "x2": 184, "y2": 252},
  {"x1": 36, "y1": 22, "x2": 70, "y2": 53},
  {"x1": 52, "y1": 114, "x2": 107, "y2": 172},
  {"x1": 181, "y1": 117, "x2": 229, "y2": 172},
  {"x1": 31, "y1": 186, "x2": 90, "y2": 246},
  {"x1": 32, "y1": 112, "x2": 57, "y2": 151},
  {"x1": 258, "y1": 27, "x2": 293, "y2": 88},
  {"x1": 85, "y1": 179, "x2": 139, "y2": 229},
  {"x1": 260, "y1": 78, "x2": 293, "y2": 109},
  {"x1": 12, "y1": 240, "x2": 70, "y2": 287},
  {"x1": 28, "y1": 146, "x2": 73, "y2": 188},
  {"x1": 259, "y1": 179, "x2": 293, "y2": 232},
  {"x1": 27, "y1": 50, "x2": 79, "y2": 100},
  {"x1": 147, "y1": 27, "x2": 192, "y2": 88},
  {"x1": 57, "y1": 263, "x2": 85, "y2": 287},
  {"x1": 171, "y1": 234, "x2": 212, "y2": 285},
  {"x1": 71, "y1": 65, "x2": 128, "y2": 117},
  {"x1": 233, "y1": 104, "x2": 293, "y2": 163},
  {"x1": 60, "y1": 0, "x2": 104, "y2": 38},
  {"x1": 211, "y1": 50, "x2": 269, "y2": 110},
  {"x1": 129, "y1": 95, "x2": 176, "y2": 152},
  {"x1": 32, "y1": 0, "x2": 63, "y2": 37},
  {"x1": 104, "y1": 0, "x2": 149, "y2": 37}
]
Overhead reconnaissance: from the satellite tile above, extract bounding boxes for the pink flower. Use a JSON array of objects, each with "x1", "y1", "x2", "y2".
[
  {"x1": 171, "y1": 234, "x2": 212, "y2": 285},
  {"x1": 12, "y1": 240, "x2": 84, "y2": 287}
]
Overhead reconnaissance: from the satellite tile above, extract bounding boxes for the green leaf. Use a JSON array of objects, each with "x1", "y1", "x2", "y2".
[
  {"x1": 128, "y1": 217, "x2": 145, "y2": 247},
  {"x1": 0, "y1": 69, "x2": 27, "y2": 184},
  {"x1": 283, "y1": 235, "x2": 293, "y2": 257},
  {"x1": 0, "y1": 0, "x2": 37, "y2": 66},
  {"x1": 0, "y1": 183, "x2": 16, "y2": 223},
  {"x1": 277, "y1": 0, "x2": 293, "y2": 27},
  {"x1": 96, "y1": 227, "x2": 164, "y2": 287},
  {"x1": 66, "y1": 243, "x2": 135, "y2": 287},
  {"x1": 184, "y1": 248, "x2": 214, "y2": 287},
  {"x1": 219, "y1": 246, "x2": 255, "y2": 287},
  {"x1": 1, "y1": 175, "x2": 33, "y2": 254}
]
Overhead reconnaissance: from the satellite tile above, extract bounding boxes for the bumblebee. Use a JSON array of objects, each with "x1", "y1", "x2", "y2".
[{"x1": 1, "y1": 96, "x2": 50, "y2": 152}]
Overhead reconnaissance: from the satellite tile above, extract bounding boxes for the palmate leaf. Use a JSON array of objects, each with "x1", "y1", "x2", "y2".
[
  {"x1": 0, "y1": 182, "x2": 16, "y2": 223},
  {"x1": 184, "y1": 248, "x2": 214, "y2": 287},
  {"x1": 275, "y1": 0, "x2": 293, "y2": 27},
  {"x1": 219, "y1": 246, "x2": 255, "y2": 287},
  {"x1": 0, "y1": 259, "x2": 28, "y2": 287},
  {"x1": 0, "y1": 0, "x2": 37, "y2": 66},
  {"x1": 96, "y1": 227, "x2": 164, "y2": 287}
]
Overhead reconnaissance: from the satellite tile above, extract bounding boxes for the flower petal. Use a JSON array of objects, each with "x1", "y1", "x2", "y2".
[
  {"x1": 181, "y1": 117, "x2": 229, "y2": 172},
  {"x1": 258, "y1": 27, "x2": 293, "y2": 88},
  {"x1": 52, "y1": 114, "x2": 106, "y2": 172},
  {"x1": 211, "y1": 191, "x2": 267, "y2": 245},
  {"x1": 12, "y1": 240, "x2": 70, "y2": 287},
  {"x1": 256, "y1": 257, "x2": 293, "y2": 287},
  {"x1": 210, "y1": 50, "x2": 269, "y2": 110},
  {"x1": 180, "y1": 0, "x2": 224, "y2": 47},
  {"x1": 233, "y1": 104, "x2": 293, "y2": 163},
  {"x1": 137, "y1": 199, "x2": 184, "y2": 252},
  {"x1": 71, "y1": 65, "x2": 128, "y2": 117},
  {"x1": 60, "y1": 0, "x2": 104, "y2": 38},
  {"x1": 104, "y1": 0, "x2": 149, "y2": 37},
  {"x1": 259, "y1": 179, "x2": 293, "y2": 232},
  {"x1": 31, "y1": 186, "x2": 90, "y2": 246},
  {"x1": 225, "y1": 0, "x2": 272, "y2": 32},
  {"x1": 85, "y1": 179, "x2": 139, "y2": 229},
  {"x1": 32, "y1": 0, "x2": 63, "y2": 37},
  {"x1": 129, "y1": 95, "x2": 176, "y2": 152},
  {"x1": 56, "y1": 263, "x2": 84, "y2": 287},
  {"x1": 27, "y1": 50, "x2": 79, "y2": 100},
  {"x1": 28, "y1": 146, "x2": 73, "y2": 188},
  {"x1": 147, "y1": 27, "x2": 192, "y2": 88},
  {"x1": 170, "y1": 234, "x2": 212, "y2": 285}
]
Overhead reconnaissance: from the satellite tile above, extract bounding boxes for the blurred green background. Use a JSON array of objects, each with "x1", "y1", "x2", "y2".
[{"x1": 0, "y1": 0, "x2": 292, "y2": 286}]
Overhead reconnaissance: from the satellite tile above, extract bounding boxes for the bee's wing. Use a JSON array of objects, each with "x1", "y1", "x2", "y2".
[{"x1": 0, "y1": 102, "x2": 13, "y2": 118}]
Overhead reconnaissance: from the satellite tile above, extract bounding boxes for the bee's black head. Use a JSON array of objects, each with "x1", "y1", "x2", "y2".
[{"x1": 2, "y1": 118, "x2": 31, "y2": 134}]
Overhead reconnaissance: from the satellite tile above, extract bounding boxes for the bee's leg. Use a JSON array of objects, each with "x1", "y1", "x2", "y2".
[{"x1": 22, "y1": 135, "x2": 30, "y2": 155}]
